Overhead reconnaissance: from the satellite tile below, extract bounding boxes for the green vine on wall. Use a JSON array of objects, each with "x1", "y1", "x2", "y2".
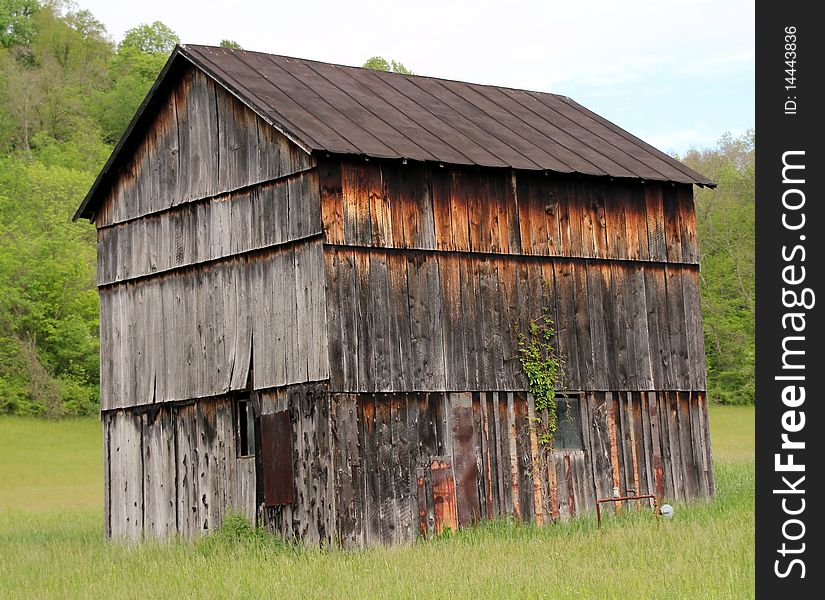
[{"x1": 515, "y1": 312, "x2": 563, "y2": 449}]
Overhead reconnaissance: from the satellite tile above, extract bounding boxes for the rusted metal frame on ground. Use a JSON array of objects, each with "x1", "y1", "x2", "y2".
[{"x1": 595, "y1": 493, "x2": 658, "y2": 528}]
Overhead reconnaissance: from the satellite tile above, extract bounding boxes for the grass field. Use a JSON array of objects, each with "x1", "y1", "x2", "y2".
[{"x1": 0, "y1": 405, "x2": 754, "y2": 599}]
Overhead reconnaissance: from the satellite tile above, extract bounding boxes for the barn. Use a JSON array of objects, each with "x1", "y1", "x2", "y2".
[{"x1": 74, "y1": 45, "x2": 716, "y2": 545}]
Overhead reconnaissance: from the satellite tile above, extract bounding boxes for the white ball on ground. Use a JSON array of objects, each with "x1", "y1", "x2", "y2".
[{"x1": 660, "y1": 503, "x2": 674, "y2": 518}]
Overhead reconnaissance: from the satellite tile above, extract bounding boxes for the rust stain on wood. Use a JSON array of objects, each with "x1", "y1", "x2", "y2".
[{"x1": 431, "y1": 460, "x2": 457, "y2": 534}]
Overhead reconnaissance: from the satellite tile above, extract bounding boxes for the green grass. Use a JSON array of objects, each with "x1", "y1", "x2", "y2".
[{"x1": 0, "y1": 405, "x2": 753, "y2": 599}]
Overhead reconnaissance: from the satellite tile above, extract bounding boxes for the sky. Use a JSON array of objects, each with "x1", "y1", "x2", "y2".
[{"x1": 76, "y1": 0, "x2": 754, "y2": 156}]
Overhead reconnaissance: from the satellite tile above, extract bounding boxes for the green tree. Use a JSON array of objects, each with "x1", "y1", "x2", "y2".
[
  {"x1": 362, "y1": 56, "x2": 413, "y2": 75},
  {"x1": 0, "y1": 0, "x2": 39, "y2": 49},
  {"x1": 119, "y1": 20, "x2": 178, "y2": 55},
  {"x1": 219, "y1": 39, "x2": 241, "y2": 49},
  {"x1": 0, "y1": 158, "x2": 99, "y2": 416},
  {"x1": 681, "y1": 131, "x2": 755, "y2": 404}
]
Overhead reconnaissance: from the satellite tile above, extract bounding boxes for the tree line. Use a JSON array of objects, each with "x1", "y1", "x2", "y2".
[{"x1": 0, "y1": 0, "x2": 754, "y2": 416}]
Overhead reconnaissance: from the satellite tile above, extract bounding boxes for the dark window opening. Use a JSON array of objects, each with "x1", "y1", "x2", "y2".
[
  {"x1": 555, "y1": 394, "x2": 583, "y2": 450},
  {"x1": 236, "y1": 395, "x2": 256, "y2": 458}
]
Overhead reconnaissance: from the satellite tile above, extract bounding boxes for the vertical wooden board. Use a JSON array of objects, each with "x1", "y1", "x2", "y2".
[
  {"x1": 449, "y1": 170, "x2": 471, "y2": 251},
  {"x1": 525, "y1": 393, "x2": 545, "y2": 525},
  {"x1": 403, "y1": 395, "x2": 422, "y2": 541},
  {"x1": 504, "y1": 393, "x2": 522, "y2": 520},
  {"x1": 415, "y1": 465, "x2": 428, "y2": 537},
  {"x1": 320, "y1": 160, "x2": 344, "y2": 244},
  {"x1": 108, "y1": 411, "x2": 144, "y2": 540},
  {"x1": 383, "y1": 396, "x2": 406, "y2": 544},
  {"x1": 644, "y1": 267, "x2": 674, "y2": 390},
  {"x1": 637, "y1": 392, "x2": 654, "y2": 498},
  {"x1": 603, "y1": 187, "x2": 628, "y2": 260},
  {"x1": 325, "y1": 248, "x2": 358, "y2": 391},
  {"x1": 358, "y1": 395, "x2": 380, "y2": 544},
  {"x1": 555, "y1": 453, "x2": 570, "y2": 520},
  {"x1": 458, "y1": 256, "x2": 481, "y2": 389},
  {"x1": 196, "y1": 401, "x2": 220, "y2": 533},
  {"x1": 627, "y1": 265, "x2": 654, "y2": 390},
  {"x1": 514, "y1": 174, "x2": 535, "y2": 254},
  {"x1": 450, "y1": 393, "x2": 481, "y2": 527},
  {"x1": 629, "y1": 393, "x2": 649, "y2": 500},
  {"x1": 332, "y1": 395, "x2": 362, "y2": 546},
  {"x1": 589, "y1": 393, "x2": 613, "y2": 509},
  {"x1": 564, "y1": 453, "x2": 577, "y2": 517},
  {"x1": 620, "y1": 183, "x2": 642, "y2": 261},
  {"x1": 585, "y1": 264, "x2": 609, "y2": 391},
  {"x1": 340, "y1": 163, "x2": 363, "y2": 246},
  {"x1": 142, "y1": 408, "x2": 176, "y2": 538},
  {"x1": 385, "y1": 253, "x2": 412, "y2": 391},
  {"x1": 576, "y1": 180, "x2": 600, "y2": 258},
  {"x1": 682, "y1": 268, "x2": 706, "y2": 390},
  {"x1": 353, "y1": 250, "x2": 373, "y2": 391},
  {"x1": 630, "y1": 183, "x2": 651, "y2": 261},
  {"x1": 504, "y1": 171, "x2": 523, "y2": 254},
  {"x1": 646, "y1": 392, "x2": 665, "y2": 500},
  {"x1": 367, "y1": 253, "x2": 392, "y2": 391},
  {"x1": 497, "y1": 259, "x2": 521, "y2": 389},
  {"x1": 571, "y1": 261, "x2": 594, "y2": 390},
  {"x1": 465, "y1": 172, "x2": 484, "y2": 252},
  {"x1": 494, "y1": 393, "x2": 513, "y2": 516},
  {"x1": 515, "y1": 393, "x2": 535, "y2": 522},
  {"x1": 619, "y1": 394, "x2": 638, "y2": 501},
  {"x1": 699, "y1": 392, "x2": 716, "y2": 496},
  {"x1": 431, "y1": 460, "x2": 457, "y2": 534},
  {"x1": 656, "y1": 393, "x2": 675, "y2": 500},
  {"x1": 576, "y1": 394, "x2": 598, "y2": 514},
  {"x1": 353, "y1": 163, "x2": 386, "y2": 247},
  {"x1": 605, "y1": 393, "x2": 623, "y2": 511},
  {"x1": 480, "y1": 173, "x2": 503, "y2": 254},
  {"x1": 215, "y1": 86, "x2": 235, "y2": 192},
  {"x1": 402, "y1": 165, "x2": 436, "y2": 251},
  {"x1": 417, "y1": 393, "x2": 439, "y2": 461},
  {"x1": 534, "y1": 176, "x2": 557, "y2": 255},
  {"x1": 478, "y1": 257, "x2": 505, "y2": 390},
  {"x1": 677, "y1": 185, "x2": 699, "y2": 263},
  {"x1": 644, "y1": 185, "x2": 667, "y2": 262},
  {"x1": 665, "y1": 266, "x2": 690, "y2": 390},
  {"x1": 610, "y1": 263, "x2": 635, "y2": 390},
  {"x1": 666, "y1": 392, "x2": 686, "y2": 500},
  {"x1": 174, "y1": 403, "x2": 199, "y2": 538},
  {"x1": 384, "y1": 165, "x2": 407, "y2": 248},
  {"x1": 677, "y1": 391, "x2": 699, "y2": 499},
  {"x1": 430, "y1": 169, "x2": 454, "y2": 251},
  {"x1": 323, "y1": 250, "x2": 344, "y2": 389},
  {"x1": 563, "y1": 179, "x2": 585, "y2": 258},
  {"x1": 479, "y1": 393, "x2": 497, "y2": 518},
  {"x1": 663, "y1": 186, "x2": 684, "y2": 263},
  {"x1": 406, "y1": 253, "x2": 446, "y2": 390},
  {"x1": 553, "y1": 261, "x2": 580, "y2": 390},
  {"x1": 438, "y1": 254, "x2": 468, "y2": 391}
]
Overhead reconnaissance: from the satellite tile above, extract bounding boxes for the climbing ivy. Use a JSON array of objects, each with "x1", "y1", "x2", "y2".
[{"x1": 515, "y1": 312, "x2": 563, "y2": 448}]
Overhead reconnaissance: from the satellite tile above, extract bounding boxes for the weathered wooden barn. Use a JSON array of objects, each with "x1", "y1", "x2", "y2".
[{"x1": 75, "y1": 45, "x2": 716, "y2": 545}]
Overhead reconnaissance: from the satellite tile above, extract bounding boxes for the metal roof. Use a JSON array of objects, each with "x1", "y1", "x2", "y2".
[{"x1": 74, "y1": 44, "x2": 714, "y2": 221}]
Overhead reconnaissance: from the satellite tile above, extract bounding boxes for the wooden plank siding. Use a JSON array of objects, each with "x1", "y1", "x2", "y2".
[
  {"x1": 99, "y1": 240, "x2": 329, "y2": 411},
  {"x1": 324, "y1": 390, "x2": 712, "y2": 546},
  {"x1": 94, "y1": 65, "x2": 314, "y2": 228},
  {"x1": 103, "y1": 396, "x2": 256, "y2": 541},
  {"x1": 321, "y1": 160, "x2": 699, "y2": 265},
  {"x1": 324, "y1": 248, "x2": 703, "y2": 394}
]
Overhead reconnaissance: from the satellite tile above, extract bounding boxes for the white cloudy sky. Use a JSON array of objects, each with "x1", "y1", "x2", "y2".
[{"x1": 77, "y1": 0, "x2": 754, "y2": 155}]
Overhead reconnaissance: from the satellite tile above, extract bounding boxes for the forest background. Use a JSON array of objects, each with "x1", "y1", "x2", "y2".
[{"x1": 0, "y1": 0, "x2": 755, "y2": 417}]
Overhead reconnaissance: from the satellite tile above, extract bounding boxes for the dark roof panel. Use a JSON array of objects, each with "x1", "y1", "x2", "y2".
[
  {"x1": 180, "y1": 45, "x2": 713, "y2": 186},
  {"x1": 74, "y1": 44, "x2": 714, "y2": 221}
]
